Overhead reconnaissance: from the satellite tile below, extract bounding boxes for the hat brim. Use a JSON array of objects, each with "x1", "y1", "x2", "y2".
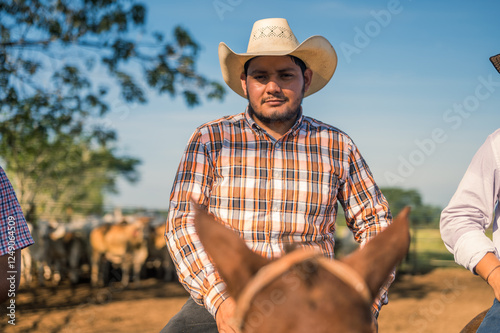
[{"x1": 219, "y1": 35, "x2": 337, "y2": 98}]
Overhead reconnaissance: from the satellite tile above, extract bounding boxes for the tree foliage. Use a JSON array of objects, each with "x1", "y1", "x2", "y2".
[
  {"x1": 380, "y1": 187, "x2": 442, "y2": 227},
  {"x1": 0, "y1": 98, "x2": 140, "y2": 222},
  {"x1": 0, "y1": 0, "x2": 225, "y2": 111},
  {"x1": 0, "y1": 0, "x2": 226, "y2": 222}
]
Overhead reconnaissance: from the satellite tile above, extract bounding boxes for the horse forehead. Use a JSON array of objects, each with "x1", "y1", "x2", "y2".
[{"x1": 244, "y1": 268, "x2": 373, "y2": 332}]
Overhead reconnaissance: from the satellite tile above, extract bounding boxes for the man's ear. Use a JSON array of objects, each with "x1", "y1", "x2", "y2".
[
  {"x1": 240, "y1": 73, "x2": 248, "y2": 97},
  {"x1": 303, "y1": 68, "x2": 313, "y2": 93}
]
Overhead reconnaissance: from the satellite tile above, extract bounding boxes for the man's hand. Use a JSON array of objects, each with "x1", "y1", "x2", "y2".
[{"x1": 215, "y1": 297, "x2": 238, "y2": 333}]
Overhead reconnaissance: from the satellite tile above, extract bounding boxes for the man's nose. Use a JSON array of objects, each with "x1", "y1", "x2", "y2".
[{"x1": 265, "y1": 78, "x2": 282, "y2": 94}]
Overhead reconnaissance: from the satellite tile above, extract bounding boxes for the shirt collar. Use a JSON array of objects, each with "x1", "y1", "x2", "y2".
[{"x1": 244, "y1": 107, "x2": 304, "y2": 138}]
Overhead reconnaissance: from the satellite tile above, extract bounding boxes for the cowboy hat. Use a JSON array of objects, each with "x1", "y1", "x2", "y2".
[
  {"x1": 491, "y1": 54, "x2": 500, "y2": 74},
  {"x1": 218, "y1": 18, "x2": 337, "y2": 98}
]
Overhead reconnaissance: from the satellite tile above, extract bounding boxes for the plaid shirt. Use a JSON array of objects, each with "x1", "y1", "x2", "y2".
[
  {"x1": 166, "y1": 109, "x2": 392, "y2": 317},
  {"x1": 0, "y1": 166, "x2": 34, "y2": 256}
]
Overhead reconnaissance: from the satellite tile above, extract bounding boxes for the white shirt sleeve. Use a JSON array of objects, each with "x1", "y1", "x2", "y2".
[{"x1": 440, "y1": 129, "x2": 500, "y2": 272}]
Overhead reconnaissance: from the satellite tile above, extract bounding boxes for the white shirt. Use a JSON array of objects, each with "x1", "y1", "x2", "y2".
[{"x1": 440, "y1": 129, "x2": 500, "y2": 272}]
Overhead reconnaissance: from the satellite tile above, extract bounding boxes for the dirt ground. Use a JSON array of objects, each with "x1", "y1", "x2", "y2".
[{"x1": 0, "y1": 267, "x2": 494, "y2": 333}]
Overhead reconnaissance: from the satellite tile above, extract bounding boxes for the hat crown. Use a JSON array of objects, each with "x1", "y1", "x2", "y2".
[
  {"x1": 218, "y1": 18, "x2": 337, "y2": 98},
  {"x1": 247, "y1": 18, "x2": 299, "y2": 53}
]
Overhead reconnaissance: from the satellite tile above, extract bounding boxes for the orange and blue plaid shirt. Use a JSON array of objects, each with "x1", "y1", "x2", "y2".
[{"x1": 166, "y1": 109, "x2": 392, "y2": 317}]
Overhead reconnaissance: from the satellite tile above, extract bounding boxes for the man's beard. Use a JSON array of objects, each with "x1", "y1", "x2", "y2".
[
  {"x1": 247, "y1": 102, "x2": 301, "y2": 124},
  {"x1": 246, "y1": 87, "x2": 304, "y2": 125}
]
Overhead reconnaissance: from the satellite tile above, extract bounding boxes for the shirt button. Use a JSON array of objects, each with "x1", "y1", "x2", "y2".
[{"x1": 275, "y1": 142, "x2": 281, "y2": 148}]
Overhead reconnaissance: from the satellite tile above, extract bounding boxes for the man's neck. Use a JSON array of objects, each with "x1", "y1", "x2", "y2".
[
  {"x1": 248, "y1": 107, "x2": 301, "y2": 140},
  {"x1": 253, "y1": 117, "x2": 296, "y2": 140}
]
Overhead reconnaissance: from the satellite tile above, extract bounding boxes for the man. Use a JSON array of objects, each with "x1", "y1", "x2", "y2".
[
  {"x1": 0, "y1": 166, "x2": 34, "y2": 304},
  {"x1": 164, "y1": 18, "x2": 392, "y2": 332},
  {"x1": 440, "y1": 54, "x2": 500, "y2": 333},
  {"x1": 440, "y1": 128, "x2": 500, "y2": 332}
]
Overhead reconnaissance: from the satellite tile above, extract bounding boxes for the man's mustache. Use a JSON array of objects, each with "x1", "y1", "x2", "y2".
[{"x1": 261, "y1": 95, "x2": 289, "y2": 104}]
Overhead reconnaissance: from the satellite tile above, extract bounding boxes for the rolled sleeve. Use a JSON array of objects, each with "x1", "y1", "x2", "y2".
[{"x1": 453, "y1": 230, "x2": 497, "y2": 273}]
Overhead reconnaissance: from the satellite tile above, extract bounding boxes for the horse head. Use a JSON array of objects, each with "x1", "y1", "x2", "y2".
[{"x1": 193, "y1": 204, "x2": 411, "y2": 333}]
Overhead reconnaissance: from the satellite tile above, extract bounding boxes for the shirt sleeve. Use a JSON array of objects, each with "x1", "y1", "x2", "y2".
[
  {"x1": 0, "y1": 166, "x2": 35, "y2": 257},
  {"x1": 166, "y1": 129, "x2": 228, "y2": 317},
  {"x1": 338, "y1": 140, "x2": 393, "y2": 317},
  {"x1": 440, "y1": 131, "x2": 500, "y2": 273}
]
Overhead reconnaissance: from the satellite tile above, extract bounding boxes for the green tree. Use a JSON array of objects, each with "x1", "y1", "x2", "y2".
[
  {"x1": 0, "y1": 0, "x2": 226, "y2": 222},
  {"x1": 0, "y1": 102, "x2": 140, "y2": 221},
  {"x1": 380, "y1": 187, "x2": 442, "y2": 227}
]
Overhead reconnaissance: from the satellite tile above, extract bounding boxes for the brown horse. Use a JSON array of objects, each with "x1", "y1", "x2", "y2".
[
  {"x1": 461, "y1": 309, "x2": 488, "y2": 332},
  {"x1": 193, "y1": 204, "x2": 411, "y2": 333}
]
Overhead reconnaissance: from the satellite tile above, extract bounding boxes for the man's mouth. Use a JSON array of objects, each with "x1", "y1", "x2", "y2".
[{"x1": 263, "y1": 97, "x2": 287, "y2": 105}]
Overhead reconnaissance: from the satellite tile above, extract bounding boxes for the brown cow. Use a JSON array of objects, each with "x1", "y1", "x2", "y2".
[
  {"x1": 90, "y1": 217, "x2": 149, "y2": 287},
  {"x1": 193, "y1": 204, "x2": 410, "y2": 333}
]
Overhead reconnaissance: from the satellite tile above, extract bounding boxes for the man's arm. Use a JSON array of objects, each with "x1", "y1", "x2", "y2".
[
  {"x1": 440, "y1": 132, "x2": 500, "y2": 272},
  {"x1": 0, "y1": 166, "x2": 35, "y2": 304},
  {"x1": 166, "y1": 128, "x2": 229, "y2": 317},
  {"x1": 338, "y1": 141, "x2": 392, "y2": 318},
  {"x1": 475, "y1": 252, "x2": 500, "y2": 300}
]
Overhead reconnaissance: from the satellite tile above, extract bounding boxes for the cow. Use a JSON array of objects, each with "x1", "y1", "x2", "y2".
[
  {"x1": 89, "y1": 217, "x2": 149, "y2": 287},
  {"x1": 145, "y1": 223, "x2": 176, "y2": 281},
  {"x1": 66, "y1": 228, "x2": 91, "y2": 284},
  {"x1": 35, "y1": 220, "x2": 69, "y2": 286},
  {"x1": 33, "y1": 219, "x2": 91, "y2": 286}
]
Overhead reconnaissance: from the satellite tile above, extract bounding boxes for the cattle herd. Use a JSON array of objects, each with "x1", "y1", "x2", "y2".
[{"x1": 20, "y1": 210, "x2": 176, "y2": 288}]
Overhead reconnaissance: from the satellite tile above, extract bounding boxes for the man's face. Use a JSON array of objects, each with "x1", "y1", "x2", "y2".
[{"x1": 241, "y1": 56, "x2": 312, "y2": 125}]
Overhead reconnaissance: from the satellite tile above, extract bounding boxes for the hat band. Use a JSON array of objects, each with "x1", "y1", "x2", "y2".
[{"x1": 251, "y1": 25, "x2": 298, "y2": 43}]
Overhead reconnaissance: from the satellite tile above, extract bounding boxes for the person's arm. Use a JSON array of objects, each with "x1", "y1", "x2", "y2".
[
  {"x1": 215, "y1": 297, "x2": 238, "y2": 333},
  {"x1": 338, "y1": 140, "x2": 392, "y2": 318},
  {"x1": 166, "y1": 128, "x2": 229, "y2": 317},
  {"x1": 0, "y1": 250, "x2": 21, "y2": 304},
  {"x1": 475, "y1": 252, "x2": 500, "y2": 300},
  {"x1": 440, "y1": 132, "x2": 500, "y2": 273},
  {"x1": 0, "y1": 166, "x2": 35, "y2": 304}
]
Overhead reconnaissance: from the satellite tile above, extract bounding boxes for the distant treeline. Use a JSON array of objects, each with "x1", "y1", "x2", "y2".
[{"x1": 380, "y1": 187, "x2": 442, "y2": 227}]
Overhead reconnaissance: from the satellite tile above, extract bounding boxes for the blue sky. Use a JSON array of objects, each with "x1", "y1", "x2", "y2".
[{"x1": 106, "y1": 0, "x2": 500, "y2": 210}]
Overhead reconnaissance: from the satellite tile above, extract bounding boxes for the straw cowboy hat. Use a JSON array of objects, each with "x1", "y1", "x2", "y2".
[{"x1": 218, "y1": 18, "x2": 337, "y2": 98}]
